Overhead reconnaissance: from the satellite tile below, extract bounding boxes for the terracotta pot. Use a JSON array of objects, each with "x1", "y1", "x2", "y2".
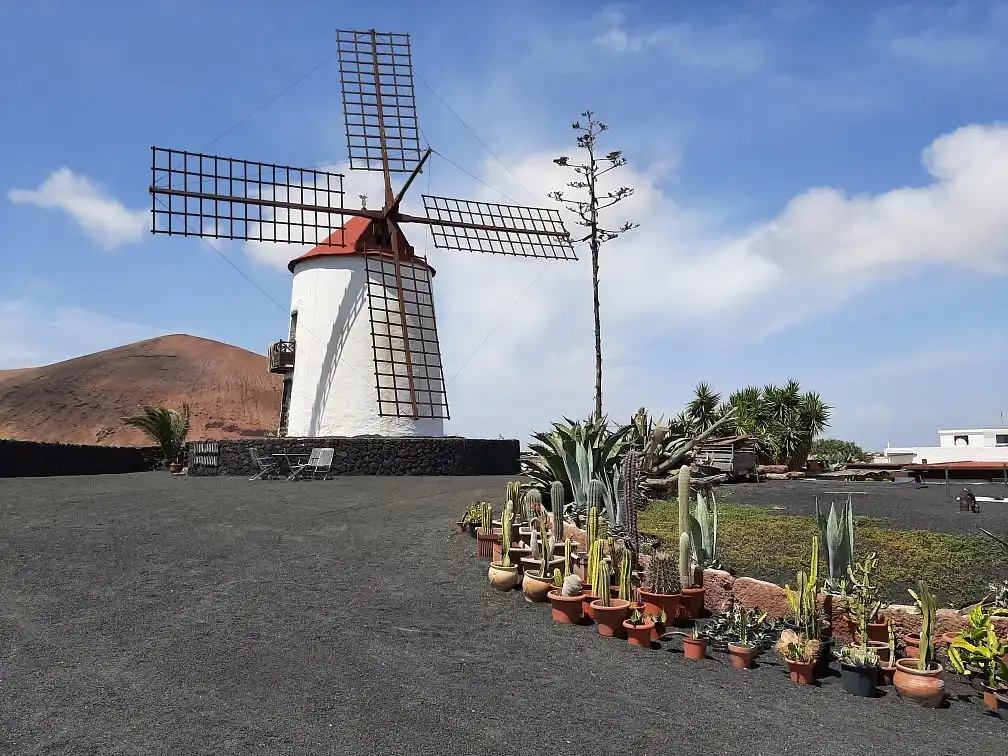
[
  {"x1": 786, "y1": 660, "x2": 815, "y2": 685},
  {"x1": 982, "y1": 684, "x2": 1008, "y2": 712},
  {"x1": 623, "y1": 620, "x2": 655, "y2": 649},
  {"x1": 454, "y1": 522, "x2": 468, "y2": 534},
  {"x1": 866, "y1": 621, "x2": 889, "y2": 644},
  {"x1": 893, "y1": 658, "x2": 945, "y2": 707},
  {"x1": 592, "y1": 599, "x2": 631, "y2": 638},
  {"x1": 169, "y1": 463, "x2": 183, "y2": 473},
  {"x1": 679, "y1": 587, "x2": 705, "y2": 619},
  {"x1": 476, "y1": 530, "x2": 500, "y2": 560},
  {"x1": 548, "y1": 589, "x2": 584, "y2": 624},
  {"x1": 879, "y1": 665, "x2": 896, "y2": 686},
  {"x1": 521, "y1": 571, "x2": 554, "y2": 603},
  {"x1": 939, "y1": 631, "x2": 959, "y2": 646},
  {"x1": 728, "y1": 643, "x2": 757, "y2": 670},
  {"x1": 683, "y1": 635, "x2": 707, "y2": 660},
  {"x1": 903, "y1": 633, "x2": 920, "y2": 659},
  {"x1": 487, "y1": 562, "x2": 520, "y2": 591},
  {"x1": 582, "y1": 593, "x2": 599, "y2": 620},
  {"x1": 638, "y1": 590, "x2": 681, "y2": 625}
]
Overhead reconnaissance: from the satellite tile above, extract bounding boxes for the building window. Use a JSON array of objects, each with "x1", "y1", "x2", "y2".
[
  {"x1": 954, "y1": 434, "x2": 969, "y2": 446},
  {"x1": 996, "y1": 434, "x2": 1008, "y2": 446}
]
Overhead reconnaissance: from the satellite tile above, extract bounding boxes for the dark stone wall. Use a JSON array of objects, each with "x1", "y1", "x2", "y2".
[
  {"x1": 188, "y1": 436, "x2": 520, "y2": 477},
  {"x1": 0, "y1": 440, "x2": 162, "y2": 478}
]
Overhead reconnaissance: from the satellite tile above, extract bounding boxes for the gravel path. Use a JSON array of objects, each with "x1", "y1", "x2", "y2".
[
  {"x1": 722, "y1": 479, "x2": 1008, "y2": 536},
  {"x1": 1, "y1": 472, "x2": 1004, "y2": 755}
]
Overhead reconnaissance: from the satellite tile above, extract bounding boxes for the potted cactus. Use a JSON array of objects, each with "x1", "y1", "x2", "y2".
[
  {"x1": 726, "y1": 604, "x2": 759, "y2": 670},
  {"x1": 785, "y1": 535, "x2": 832, "y2": 677},
  {"x1": 682, "y1": 625, "x2": 707, "y2": 661},
  {"x1": 639, "y1": 551, "x2": 680, "y2": 630},
  {"x1": 454, "y1": 502, "x2": 480, "y2": 535},
  {"x1": 522, "y1": 517, "x2": 558, "y2": 603},
  {"x1": 843, "y1": 551, "x2": 889, "y2": 644},
  {"x1": 581, "y1": 509, "x2": 604, "y2": 620},
  {"x1": 839, "y1": 643, "x2": 880, "y2": 697},
  {"x1": 893, "y1": 582, "x2": 946, "y2": 707},
  {"x1": 591, "y1": 560, "x2": 630, "y2": 638},
  {"x1": 488, "y1": 505, "x2": 521, "y2": 591},
  {"x1": 776, "y1": 629, "x2": 821, "y2": 685},
  {"x1": 947, "y1": 604, "x2": 1008, "y2": 710},
  {"x1": 623, "y1": 606, "x2": 655, "y2": 649},
  {"x1": 677, "y1": 466, "x2": 707, "y2": 619},
  {"x1": 476, "y1": 503, "x2": 500, "y2": 560},
  {"x1": 877, "y1": 623, "x2": 898, "y2": 686},
  {"x1": 548, "y1": 538, "x2": 585, "y2": 624}
]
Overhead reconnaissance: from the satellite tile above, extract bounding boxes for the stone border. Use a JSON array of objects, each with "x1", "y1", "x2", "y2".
[
  {"x1": 189, "y1": 436, "x2": 520, "y2": 477},
  {"x1": 0, "y1": 439, "x2": 161, "y2": 478}
]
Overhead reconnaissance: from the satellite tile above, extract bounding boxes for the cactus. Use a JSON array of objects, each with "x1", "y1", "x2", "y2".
[
  {"x1": 550, "y1": 485, "x2": 565, "y2": 545},
  {"x1": 619, "y1": 450, "x2": 642, "y2": 555},
  {"x1": 563, "y1": 537, "x2": 573, "y2": 578},
  {"x1": 643, "y1": 551, "x2": 678, "y2": 595},
  {"x1": 785, "y1": 535, "x2": 820, "y2": 640},
  {"x1": 480, "y1": 502, "x2": 493, "y2": 535},
  {"x1": 679, "y1": 531, "x2": 694, "y2": 589},
  {"x1": 587, "y1": 505, "x2": 599, "y2": 554},
  {"x1": 910, "y1": 581, "x2": 938, "y2": 671},
  {"x1": 506, "y1": 480, "x2": 522, "y2": 512},
  {"x1": 538, "y1": 517, "x2": 551, "y2": 577},
  {"x1": 587, "y1": 479, "x2": 604, "y2": 524},
  {"x1": 887, "y1": 621, "x2": 896, "y2": 666},
  {"x1": 553, "y1": 567, "x2": 563, "y2": 588},
  {"x1": 500, "y1": 507, "x2": 514, "y2": 567},
  {"x1": 595, "y1": 559, "x2": 612, "y2": 607},
  {"x1": 617, "y1": 548, "x2": 632, "y2": 602},
  {"x1": 521, "y1": 487, "x2": 541, "y2": 523},
  {"x1": 562, "y1": 573, "x2": 582, "y2": 597},
  {"x1": 587, "y1": 538, "x2": 604, "y2": 589}
]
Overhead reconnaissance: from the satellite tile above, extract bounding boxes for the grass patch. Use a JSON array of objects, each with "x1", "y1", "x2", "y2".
[{"x1": 638, "y1": 499, "x2": 1003, "y2": 608}]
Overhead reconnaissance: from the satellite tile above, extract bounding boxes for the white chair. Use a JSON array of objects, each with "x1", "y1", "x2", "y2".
[
  {"x1": 288, "y1": 447, "x2": 334, "y2": 480},
  {"x1": 249, "y1": 448, "x2": 278, "y2": 481}
]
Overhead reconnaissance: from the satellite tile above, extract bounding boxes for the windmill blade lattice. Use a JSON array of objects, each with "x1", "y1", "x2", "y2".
[
  {"x1": 150, "y1": 147, "x2": 349, "y2": 246},
  {"x1": 336, "y1": 29, "x2": 422, "y2": 174},
  {"x1": 420, "y1": 195, "x2": 576, "y2": 259}
]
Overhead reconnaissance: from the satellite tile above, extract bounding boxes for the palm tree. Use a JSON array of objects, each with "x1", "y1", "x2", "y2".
[
  {"x1": 686, "y1": 382, "x2": 722, "y2": 434},
  {"x1": 121, "y1": 404, "x2": 191, "y2": 466}
]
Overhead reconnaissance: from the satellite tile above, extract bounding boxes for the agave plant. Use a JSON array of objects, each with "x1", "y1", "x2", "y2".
[
  {"x1": 815, "y1": 495, "x2": 854, "y2": 593},
  {"x1": 687, "y1": 483, "x2": 720, "y2": 569},
  {"x1": 121, "y1": 403, "x2": 191, "y2": 466}
]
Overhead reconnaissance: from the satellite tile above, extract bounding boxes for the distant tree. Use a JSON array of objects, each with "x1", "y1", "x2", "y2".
[
  {"x1": 550, "y1": 111, "x2": 638, "y2": 421},
  {"x1": 121, "y1": 404, "x2": 191, "y2": 466},
  {"x1": 810, "y1": 438, "x2": 872, "y2": 466}
]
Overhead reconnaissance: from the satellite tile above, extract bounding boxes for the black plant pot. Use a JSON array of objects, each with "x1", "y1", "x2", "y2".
[{"x1": 840, "y1": 663, "x2": 878, "y2": 698}]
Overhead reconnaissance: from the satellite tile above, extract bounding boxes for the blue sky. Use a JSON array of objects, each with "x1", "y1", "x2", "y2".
[{"x1": 2, "y1": 0, "x2": 1008, "y2": 450}]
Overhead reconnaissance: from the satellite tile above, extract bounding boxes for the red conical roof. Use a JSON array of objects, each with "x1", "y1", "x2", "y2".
[{"x1": 287, "y1": 216, "x2": 434, "y2": 274}]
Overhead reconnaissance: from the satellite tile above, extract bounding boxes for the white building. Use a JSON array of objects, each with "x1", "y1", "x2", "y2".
[
  {"x1": 267, "y1": 216, "x2": 445, "y2": 438},
  {"x1": 875, "y1": 428, "x2": 1008, "y2": 465}
]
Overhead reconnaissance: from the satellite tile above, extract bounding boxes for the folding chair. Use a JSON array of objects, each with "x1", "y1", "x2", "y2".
[
  {"x1": 249, "y1": 448, "x2": 278, "y2": 481},
  {"x1": 289, "y1": 447, "x2": 334, "y2": 480}
]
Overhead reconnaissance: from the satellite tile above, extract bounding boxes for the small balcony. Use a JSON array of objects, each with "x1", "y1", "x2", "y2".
[{"x1": 268, "y1": 340, "x2": 296, "y2": 374}]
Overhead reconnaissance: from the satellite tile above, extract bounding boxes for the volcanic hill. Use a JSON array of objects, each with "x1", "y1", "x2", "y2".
[{"x1": 0, "y1": 334, "x2": 282, "y2": 446}]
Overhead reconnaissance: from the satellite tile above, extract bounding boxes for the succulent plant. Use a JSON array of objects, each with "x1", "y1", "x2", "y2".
[
  {"x1": 553, "y1": 568, "x2": 563, "y2": 588},
  {"x1": 815, "y1": 495, "x2": 855, "y2": 593},
  {"x1": 586, "y1": 504, "x2": 599, "y2": 554},
  {"x1": 587, "y1": 538, "x2": 604, "y2": 589},
  {"x1": 500, "y1": 507, "x2": 514, "y2": 567},
  {"x1": 617, "y1": 548, "x2": 633, "y2": 602},
  {"x1": 643, "y1": 551, "x2": 678, "y2": 595},
  {"x1": 838, "y1": 643, "x2": 879, "y2": 668},
  {"x1": 679, "y1": 531, "x2": 693, "y2": 590},
  {"x1": 563, "y1": 537, "x2": 573, "y2": 578},
  {"x1": 550, "y1": 481, "x2": 565, "y2": 543},
  {"x1": 480, "y1": 502, "x2": 493, "y2": 534},
  {"x1": 538, "y1": 517, "x2": 551, "y2": 576},
  {"x1": 776, "y1": 629, "x2": 820, "y2": 664},
  {"x1": 595, "y1": 559, "x2": 612, "y2": 608},
  {"x1": 587, "y1": 478, "x2": 605, "y2": 522},
  {"x1": 690, "y1": 484, "x2": 719, "y2": 569},
  {"x1": 562, "y1": 573, "x2": 582, "y2": 596},
  {"x1": 522, "y1": 487, "x2": 542, "y2": 523},
  {"x1": 506, "y1": 480, "x2": 522, "y2": 512},
  {"x1": 618, "y1": 449, "x2": 642, "y2": 554},
  {"x1": 785, "y1": 535, "x2": 820, "y2": 640},
  {"x1": 677, "y1": 465, "x2": 694, "y2": 589},
  {"x1": 909, "y1": 581, "x2": 938, "y2": 671},
  {"x1": 887, "y1": 621, "x2": 896, "y2": 666}
]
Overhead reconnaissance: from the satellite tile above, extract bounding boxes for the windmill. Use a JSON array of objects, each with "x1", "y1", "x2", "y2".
[{"x1": 149, "y1": 28, "x2": 576, "y2": 437}]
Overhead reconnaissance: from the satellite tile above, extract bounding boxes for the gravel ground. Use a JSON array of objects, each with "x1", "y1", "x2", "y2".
[
  {"x1": 722, "y1": 479, "x2": 1008, "y2": 536},
  {"x1": 1, "y1": 472, "x2": 1005, "y2": 755}
]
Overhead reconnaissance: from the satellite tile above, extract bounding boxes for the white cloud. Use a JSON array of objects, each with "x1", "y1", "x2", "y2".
[
  {"x1": 8, "y1": 168, "x2": 148, "y2": 250},
  {"x1": 0, "y1": 299, "x2": 162, "y2": 369},
  {"x1": 888, "y1": 30, "x2": 999, "y2": 67}
]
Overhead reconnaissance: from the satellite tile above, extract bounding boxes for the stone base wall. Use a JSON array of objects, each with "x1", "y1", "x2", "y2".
[
  {"x1": 0, "y1": 439, "x2": 161, "y2": 478},
  {"x1": 188, "y1": 436, "x2": 520, "y2": 477}
]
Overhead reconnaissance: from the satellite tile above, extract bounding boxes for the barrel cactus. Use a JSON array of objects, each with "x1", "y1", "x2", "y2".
[{"x1": 644, "y1": 551, "x2": 678, "y2": 595}]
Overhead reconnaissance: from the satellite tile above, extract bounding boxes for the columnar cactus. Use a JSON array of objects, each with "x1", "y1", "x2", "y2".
[
  {"x1": 551, "y1": 482, "x2": 565, "y2": 544},
  {"x1": 500, "y1": 507, "x2": 514, "y2": 567},
  {"x1": 595, "y1": 560, "x2": 612, "y2": 607},
  {"x1": 587, "y1": 479, "x2": 604, "y2": 524},
  {"x1": 617, "y1": 548, "x2": 632, "y2": 602},
  {"x1": 619, "y1": 450, "x2": 642, "y2": 554},
  {"x1": 677, "y1": 465, "x2": 693, "y2": 589},
  {"x1": 538, "y1": 517, "x2": 551, "y2": 576},
  {"x1": 587, "y1": 538, "x2": 604, "y2": 589},
  {"x1": 549, "y1": 480, "x2": 564, "y2": 520},
  {"x1": 506, "y1": 480, "x2": 522, "y2": 512},
  {"x1": 563, "y1": 537, "x2": 573, "y2": 578},
  {"x1": 523, "y1": 487, "x2": 542, "y2": 523},
  {"x1": 480, "y1": 502, "x2": 493, "y2": 535},
  {"x1": 587, "y1": 505, "x2": 599, "y2": 554}
]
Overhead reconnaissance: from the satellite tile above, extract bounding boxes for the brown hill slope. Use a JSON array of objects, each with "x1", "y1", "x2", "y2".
[{"x1": 0, "y1": 334, "x2": 282, "y2": 446}]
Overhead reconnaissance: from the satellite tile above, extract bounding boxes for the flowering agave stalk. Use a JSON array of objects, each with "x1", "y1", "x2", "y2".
[{"x1": 815, "y1": 495, "x2": 854, "y2": 593}]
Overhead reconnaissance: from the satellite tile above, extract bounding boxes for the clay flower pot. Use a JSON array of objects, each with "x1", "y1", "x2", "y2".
[
  {"x1": 879, "y1": 664, "x2": 897, "y2": 686},
  {"x1": 786, "y1": 659, "x2": 815, "y2": 685},
  {"x1": 638, "y1": 590, "x2": 680, "y2": 625},
  {"x1": 476, "y1": 530, "x2": 501, "y2": 560},
  {"x1": 591, "y1": 599, "x2": 631, "y2": 638},
  {"x1": 893, "y1": 658, "x2": 945, "y2": 707},
  {"x1": 548, "y1": 589, "x2": 584, "y2": 624},
  {"x1": 454, "y1": 522, "x2": 468, "y2": 534},
  {"x1": 624, "y1": 619, "x2": 655, "y2": 649},
  {"x1": 866, "y1": 621, "x2": 889, "y2": 644},
  {"x1": 903, "y1": 633, "x2": 921, "y2": 659},
  {"x1": 939, "y1": 631, "x2": 959, "y2": 647},
  {"x1": 982, "y1": 684, "x2": 1008, "y2": 712},
  {"x1": 679, "y1": 587, "x2": 705, "y2": 619},
  {"x1": 728, "y1": 643, "x2": 757, "y2": 670},
  {"x1": 581, "y1": 593, "x2": 599, "y2": 621},
  {"x1": 521, "y1": 571, "x2": 554, "y2": 603},
  {"x1": 487, "y1": 562, "x2": 520, "y2": 591},
  {"x1": 683, "y1": 635, "x2": 707, "y2": 660}
]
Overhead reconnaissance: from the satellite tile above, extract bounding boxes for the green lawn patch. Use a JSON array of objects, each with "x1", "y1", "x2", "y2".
[{"x1": 638, "y1": 499, "x2": 1003, "y2": 608}]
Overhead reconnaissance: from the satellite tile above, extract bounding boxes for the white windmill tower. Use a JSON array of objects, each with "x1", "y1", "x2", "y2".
[{"x1": 149, "y1": 28, "x2": 576, "y2": 438}]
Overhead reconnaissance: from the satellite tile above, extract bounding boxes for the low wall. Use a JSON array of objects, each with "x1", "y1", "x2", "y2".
[
  {"x1": 0, "y1": 439, "x2": 162, "y2": 478},
  {"x1": 188, "y1": 436, "x2": 520, "y2": 477}
]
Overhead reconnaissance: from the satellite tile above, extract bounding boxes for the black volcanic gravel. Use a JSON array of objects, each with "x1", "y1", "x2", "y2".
[{"x1": 1, "y1": 472, "x2": 1004, "y2": 755}]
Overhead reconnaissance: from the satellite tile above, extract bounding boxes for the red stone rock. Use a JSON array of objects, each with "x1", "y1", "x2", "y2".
[
  {"x1": 733, "y1": 577, "x2": 790, "y2": 619},
  {"x1": 703, "y1": 569, "x2": 734, "y2": 613}
]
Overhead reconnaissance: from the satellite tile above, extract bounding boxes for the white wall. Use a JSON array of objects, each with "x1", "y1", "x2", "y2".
[{"x1": 285, "y1": 255, "x2": 445, "y2": 438}]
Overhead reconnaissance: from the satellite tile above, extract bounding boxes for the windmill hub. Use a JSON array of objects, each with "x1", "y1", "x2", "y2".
[{"x1": 148, "y1": 28, "x2": 575, "y2": 439}]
